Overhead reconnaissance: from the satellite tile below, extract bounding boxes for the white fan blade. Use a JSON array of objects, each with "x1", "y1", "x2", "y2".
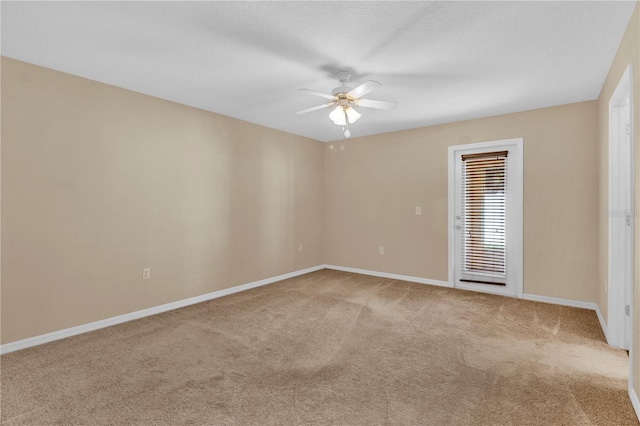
[
  {"x1": 295, "y1": 102, "x2": 335, "y2": 115},
  {"x1": 356, "y1": 99, "x2": 398, "y2": 110},
  {"x1": 347, "y1": 80, "x2": 381, "y2": 98},
  {"x1": 298, "y1": 88, "x2": 336, "y2": 100}
]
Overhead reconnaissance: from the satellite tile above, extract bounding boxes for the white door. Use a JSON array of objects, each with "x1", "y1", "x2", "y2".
[
  {"x1": 608, "y1": 64, "x2": 634, "y2": 350},
  {"x1": 449, "y1": 138, "x2": 523, "y2": 298}
]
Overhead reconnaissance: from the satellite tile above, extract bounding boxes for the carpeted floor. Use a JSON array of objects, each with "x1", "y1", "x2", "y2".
[{"x1": 1, "y1": 269, "x2": 637, "y2": 425}]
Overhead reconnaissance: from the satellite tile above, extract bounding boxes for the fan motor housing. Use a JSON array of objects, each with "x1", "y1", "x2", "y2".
[{"x1": 331, "y1": 86, "x2": 352, "y2": 96}]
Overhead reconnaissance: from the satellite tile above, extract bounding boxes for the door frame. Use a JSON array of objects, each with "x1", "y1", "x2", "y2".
[
  {"x1": 448, "y1": 138, "x2": 524, "y2": 298},
  {"x1": 607, "y1": 63, "x2": 635, "y2": 352}
]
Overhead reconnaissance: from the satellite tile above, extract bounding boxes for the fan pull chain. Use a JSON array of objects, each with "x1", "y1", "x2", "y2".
[{"x1": 343, "y1": 110, "x2": 351, "y2": 138}]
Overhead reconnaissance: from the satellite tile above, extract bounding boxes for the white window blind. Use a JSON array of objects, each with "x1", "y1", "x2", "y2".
[{"x1": 461, "y1": 151, "x2": 508, "y2": 285}]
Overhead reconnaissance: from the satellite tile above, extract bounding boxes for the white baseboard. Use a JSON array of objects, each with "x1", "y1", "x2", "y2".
[
  {"x1": 323, "y1": 268, "x2": 611, "y2": 343},
  {"x1": 631, "y1": 385, "x2": 640, "y2": 423},
  {"x1": 595, "y1": 304, "x2": 608, "y2": 341},
  {"x1": 324, "y1": 264, "x2": 450, "y2": 288},
  {"x1": 0, "y1": 264, "x2": 613, "y2": 361},
  {"x1": 522, "y1": 294, "x2": 609, "y2": 340},
  {"x1": 0, "y1": 265, "x2": 325, "y2": 355},
  {"x1": 521, "y1": 293, "x2": 597, "y2": 310}
]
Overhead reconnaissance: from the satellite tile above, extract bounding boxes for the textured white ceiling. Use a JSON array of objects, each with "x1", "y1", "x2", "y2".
[{"x1": 1, "y1": 1, "x2": 636, "y2": 142}]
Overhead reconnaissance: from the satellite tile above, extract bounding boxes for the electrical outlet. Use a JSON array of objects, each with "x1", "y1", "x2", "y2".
[
  {"x1": 379, "y1": 247, "x2": 384, "y2": 255},
  {"x1": 142, "y1": 268, "x2": 151, "y2": 280},
  {"x1": 415, "y1": 206, "x2": 422, "y2": 215},
  {"x1": 298, "y1": 244, "x2": 303, "y2": 253}
]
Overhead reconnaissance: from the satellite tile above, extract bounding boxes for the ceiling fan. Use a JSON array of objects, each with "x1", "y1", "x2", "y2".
[{"x1": 295, "y1": 71, "x2": 398, "y2": 138}]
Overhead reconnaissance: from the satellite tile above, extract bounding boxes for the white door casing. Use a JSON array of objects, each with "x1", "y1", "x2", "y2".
[
  {"x1": 448, "y1": 138, "x2": 524, "y2": 298},
  {"x1": 607, "y1": 63, "x2": 634, "y2": 352}
]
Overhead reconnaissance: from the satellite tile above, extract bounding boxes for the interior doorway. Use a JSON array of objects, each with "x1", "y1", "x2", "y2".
[{"x1": 607, "y1": 63, "x2": 634, "y2": 352}]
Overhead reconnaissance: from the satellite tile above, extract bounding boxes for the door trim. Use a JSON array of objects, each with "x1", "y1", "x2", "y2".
[
  {"x1": 607, "y1": 63, "x2": 634, "y2": 351},
  {"x1": 448, "y1": 138, "x2": 524, "y2": 298}
]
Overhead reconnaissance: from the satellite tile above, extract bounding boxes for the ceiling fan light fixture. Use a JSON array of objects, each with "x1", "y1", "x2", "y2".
[
  {"x1": 345, "y1": 106, "x2": 361, "y2": 124},
  {"x1": 329, "y1": 106, "x2": 347, "y2": 125},
  {"x1": 296, "y1": 71, "x2": 397, "y2": 139}
]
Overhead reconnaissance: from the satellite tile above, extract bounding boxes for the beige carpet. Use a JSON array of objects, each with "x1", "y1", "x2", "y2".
[{"x1": 1, "y1": 269, "x2": 637, "y2": 425}]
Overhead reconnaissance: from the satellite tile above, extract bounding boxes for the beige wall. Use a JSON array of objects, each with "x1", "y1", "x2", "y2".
[
  {"x1": 596, "y1": 1, "x2": 640, "y2": 406},
  {"x1": 1, "y1": 57, "x2": 325, "y2": 344},
  {"x1": 324, "y1": 101, "x2": 600, "y2": 302}
]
